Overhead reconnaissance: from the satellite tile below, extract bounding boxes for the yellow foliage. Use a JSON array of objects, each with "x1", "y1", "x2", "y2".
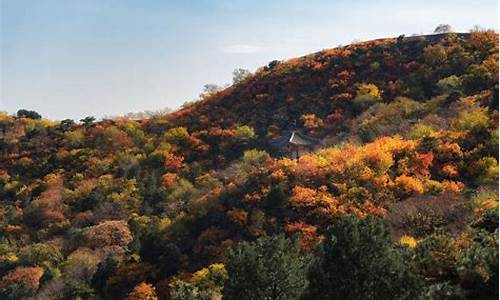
[
  {"x1": 399, "y1": 235, "x2": 417, "y2": 248},
  {"x1": 301, "y1": 114, "x2": 324, "y2": 129},
  {"x1": 356, "y1": 83, "x2": 381, "y2": 99},
  {"x1": 394, "y1": 175, "x2": 424, "y2": 197}
]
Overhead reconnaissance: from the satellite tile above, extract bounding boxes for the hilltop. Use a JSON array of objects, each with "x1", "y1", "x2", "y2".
[{"x1": 0, "y1": 30, "x2": 498, "y2": 299}]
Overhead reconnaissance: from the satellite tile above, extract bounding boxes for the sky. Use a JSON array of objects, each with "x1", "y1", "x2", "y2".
[{"x1": 1, "y1": 0, "x2": 498, "y2": 120}]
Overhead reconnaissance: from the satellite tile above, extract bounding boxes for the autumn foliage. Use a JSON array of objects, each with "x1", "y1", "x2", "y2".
[{"x1": 0, "y1": 31, "x2": 497, "y2": 299}]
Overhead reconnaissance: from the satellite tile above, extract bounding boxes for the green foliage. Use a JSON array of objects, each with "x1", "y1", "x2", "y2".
[
  {"x1": 91, "y1": 257, "x2": 119, "y2": 296},
  {"x1": 470, "y1": 208, "x2": 498, "y2": 233},
  {"x1": 452, "y1": 108, "x2": 489, "y2": 132},
  {"x1": 456, "y1": 230, "x2": 499, "y2": 299},
  {"x1": 407, "y1": 123, "x2": 437, "y2": 140},
  {"x1": 63, "y1": 129, "x2": 86, "y2": 148},
  {"x1": 241, "y1": 149, "x2": 270, "y2": 167},
  {"x1": 423, "y1": 282, "x2": 465, "y2": 300},
  {"x1": 169, "y1": 263, "x2": 227, "y2": 300},
  {"x1": 234, "y1": 125, "x2": 256, "y2": 140},
  {"x1": 164, "y1": 127, "x2": 189, "y2": 144},
  {"x1": 413, "y1": 229, "x2": 458, "y2": 282},
  {"x1": 0, "y1": 32, "x2": 498, "y2": 299},
  {"x1": 467, "y1": 157, "x2": 499, "y2": 186},
  {"x1": 170, "y1": 280, "x2": 201, "y2": 300},
  {"x1": 352, "y1": 83, "x2": 382, "y2": 113},
  {"x1": 232, "y1": 68, "x2": 251, "y2": 84},
  {"x1": 80, "y1": 116, "x2": 96, "y2": 126},
  {"x1": 16, "y1": 109, "x2": 42, "y2": 120},
  {"x1": 436, "y1": 75, "x2": 462, "y2": 94},
  {"x1": 224, "y1": 235, "x2": 311, "y2": 300},
  {"x1": 305, "y1": 216, "x2": 421, "y2": 300},
  {"x1": 18, "y1": 242, "x2": 64, "y2": 267}
]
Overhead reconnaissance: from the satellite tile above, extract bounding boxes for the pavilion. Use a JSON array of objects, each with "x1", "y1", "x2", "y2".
[{"x1": 270, "y1": 130, "x2": 324, "y2": 158}]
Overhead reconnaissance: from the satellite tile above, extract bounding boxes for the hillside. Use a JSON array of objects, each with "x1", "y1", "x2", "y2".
[{"x1": 0, "y1": 30, "x2": 498, "y2": 299}]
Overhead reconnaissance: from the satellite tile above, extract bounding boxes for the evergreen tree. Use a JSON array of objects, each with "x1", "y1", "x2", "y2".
[
  {"x1": 223, "y1": 234, "x2": 311, "y2": 300},
  {"x1": 304, "y1": 216, "x2": 421, "y2": 299}
]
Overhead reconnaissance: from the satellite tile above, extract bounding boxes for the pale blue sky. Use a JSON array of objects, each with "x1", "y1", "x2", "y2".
[{"x1": 1, "y1": 0, "x2": 498, "y2": 120}]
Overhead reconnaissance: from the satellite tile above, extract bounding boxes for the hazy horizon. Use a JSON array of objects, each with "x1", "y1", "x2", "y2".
[{"x1": 1, "y1": 0, "x2": 498, "y2": 120}]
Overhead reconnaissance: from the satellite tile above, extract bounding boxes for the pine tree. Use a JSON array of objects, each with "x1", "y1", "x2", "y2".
[
  {"x1": 304, "y1": 216, "x2": 421, "y2": 299},
  {"x1": 223, "y1": 234, "x2": 311, "y2": 300}
]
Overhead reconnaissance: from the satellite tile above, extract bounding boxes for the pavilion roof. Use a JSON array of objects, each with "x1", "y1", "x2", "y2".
[{"x1": 270, "y1": 131, "x2": 323, "y2": 147}]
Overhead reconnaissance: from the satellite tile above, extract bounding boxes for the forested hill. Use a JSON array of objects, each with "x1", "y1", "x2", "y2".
[
  {"x1": 169, "y1": 32, "x2": 496, "y2": 138},
  {"x1": 0, "y1": 30, "x2": 498, "y2": 300}
]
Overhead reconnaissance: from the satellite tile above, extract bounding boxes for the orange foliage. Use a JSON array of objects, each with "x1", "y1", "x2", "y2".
[
  {"x1": 441, "y1": 164, "x2": 459, "y2": 177},
  {"x1": 227, "y1": 208, "x2": 248, "y2": 226},
  {"x1": 441, "y1": 180, "x2": 464, "y2": 193},
  {"x1": 294, "y1": 155, "x2": 328, "y2": 183},
  {"x1": 1, "y1": 267, "x2": 44, "y2": 293},
  {"x1": 161, "y1": 172, "x2": 178, "y2": 188},
  {"x1": 106, "y1": 263, "x2": 158, "y2": 298},
  {"x1": 437, "y1": 143, "x2": 463, "y2": 161},
  {"x1": 469, "y1": 30, "x2": 499, "y2": 55},
  {"x1": 412, "y1": 152, "x2": 434, "y2": 177},
  {"x1": 289, "y1": 186, "x2": 338, "y2": 218},
  {"x1": 127, "y1": 282, "x2": 158, "y2": 300},
  {"x1": 330, "y1": 92, "x2": 353, "y2": 102},
  {"x1": 285, "y1": 221, "x2": 322, "y2": 253},
  {"x1": 361, "y1": 143, "x2": 394, "y2": 174},
  {"x1": 270, "y1": 169, "x2": 287, "y2": 182},
  {"x1": 164, "y1": 153, "x2": 185, "y2": 172},
  {"x1": 28, "y1": 174, "x2": 67, "y2": 227}
]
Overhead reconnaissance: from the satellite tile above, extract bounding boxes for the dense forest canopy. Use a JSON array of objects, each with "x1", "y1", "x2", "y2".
[{"x1": 0, "y1": 30, "x2": 498, "y2": 299}]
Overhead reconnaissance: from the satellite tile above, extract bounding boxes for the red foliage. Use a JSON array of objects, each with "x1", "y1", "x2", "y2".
[
  {"x1": 285, "y1": 221, "x2": 322, "y2": 253},
  {"x1": 164, "y1": 153, "x2": 185, "y2": 172}
]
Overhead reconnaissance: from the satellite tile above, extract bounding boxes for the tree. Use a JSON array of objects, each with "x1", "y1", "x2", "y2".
[
  {"x1": 457, "y1": 230, "x2": 498, "y2": 299},
  {"x1": 202, "y1": 84, "x2": 222, "y2": 96},
  {"x1": 436, "y1": 75, "x2": 462, "y2": 94},
  {"x1": 105, "y1": 263, "x2": 158, "y2": 299},
  {"x1": 164, "y1": 127, "x2": 189, "y2": 144},
  {"x1": 18, "y1": 242, "x2": 64, "y2": 267},
  {"x1": 413, "y1": 229, "x2": 459, "y2": 283},
  {"x1": 80, "y1": 116, "x2": 96, "y2": 127},
  {"x1": 434, "y1": 24, "x2": 453, "y2": 34},
  {"x1": 16, "y1": 109, "x2": 42, "y2": 120},
  {"x1": 234, "y1": 125, "x2": 255, "y2": 140},
  {"x1": 1, "y1": 267, "x2": 44, "y2": 299},
  {"x1": 352, "y1": 83, "x2": 382, "y2": 113},
  {"x1": 232, "y1": 68, "x2": 250, "y2": 84},
  {"x1": 59, "y1": 119, "x2": 75, "y2": 131},
  {"x1": 127, "y1": 282, "x2": 158, "y2": 300},
  {"x1": 85, "y1": 220, "x2": 133, "y2": 256},
  {"x1": 61, "y1": 248, "x2": 100, "y2": 299},
  {"x1": 170, "y1": 280, "x2": 200, "y2": 300},
  {"x1": 91, "y1": 256, "x2": 119, "y2": 296},
  {"x1": 169, "y1": 263, "x2": 227, "y2": 300},
  {"x1": 223, "y1": 235, "x2": 311, "y2": 300},
  {"x1": 305, "y1": 216, "x2": 421, "y2": 299}
]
